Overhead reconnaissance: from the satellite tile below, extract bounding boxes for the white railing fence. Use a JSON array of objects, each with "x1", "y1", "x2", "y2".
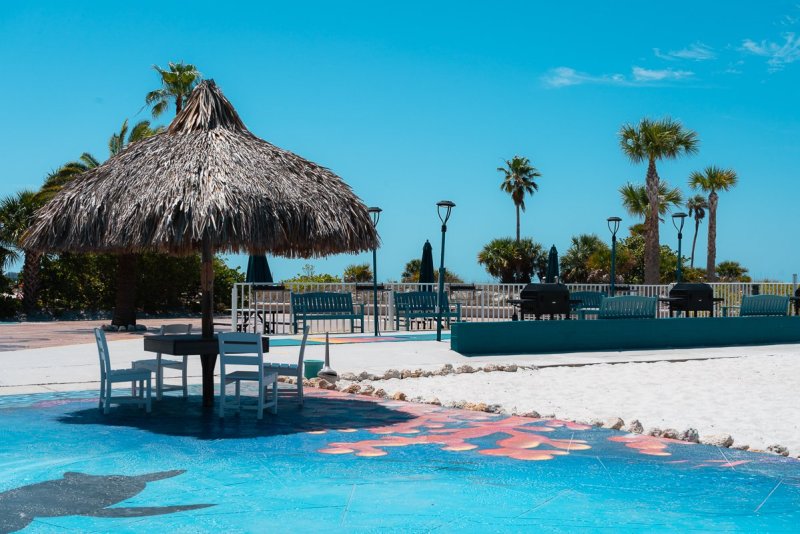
[{"x1": 230, "y1": 281, "x2": 799, "y2": 334}]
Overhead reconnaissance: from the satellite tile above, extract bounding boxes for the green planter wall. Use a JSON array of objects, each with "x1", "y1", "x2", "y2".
[{"x1": 450, "y1": 317, "x2": 800, "y2": 356}]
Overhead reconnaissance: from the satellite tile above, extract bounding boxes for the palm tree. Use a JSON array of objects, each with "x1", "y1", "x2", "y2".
[
  {"x1": 619, "y1": 182, "x2": 683, "y2": 222},
  {"x1": 685, "y1": 194, "x2": 708, "y2": 268},
  {"x1": 477, "y1": 237, "x2": 544, "y2": 283},
  {"x1": 40, "y1": 119, "x2": 163, "y2": 325},
  {"x1": 0, "y1": 190, "x2": 43, "y2": 314},
  {"x1": 560, "y1": 234, "x2": 609, "y2": 283},
  {"x1": 619, "y1": 117, "x2": 699, "y2": 283},
  {"x1": 689, "y1": 166, "x2": 738, "y2": 281},
  {"x1": 145, "y1": 62, "x2": 201, "y2": 118},
  {"x1": 497, "y1": 156, "x2": 542, "y2": 242}
]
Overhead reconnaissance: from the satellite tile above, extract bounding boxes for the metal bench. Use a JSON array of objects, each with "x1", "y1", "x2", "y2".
[
  {"x1": 570, "y1": 291, "x2": 606, "y2": 320},
  {"x1": 739, "y1": 295, "x2": 789, "y2": 317},
  {"x1": 290, "y1": 292, "x2": 364, "y2": 334},
  {"x1": 598, "y1": 296, "x2": 657, "y2": 320},
  {"x1": 394, "y1": 291, "x2": 462, "y2": 331}
]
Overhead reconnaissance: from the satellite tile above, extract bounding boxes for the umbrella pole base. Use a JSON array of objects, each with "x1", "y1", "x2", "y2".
[{"x1": 200, "y1": 354, "x2": 217, "y2": 408}]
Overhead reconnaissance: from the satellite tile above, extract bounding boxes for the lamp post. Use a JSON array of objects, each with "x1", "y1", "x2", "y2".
[
  {"x1": 367, "y1": 207, "x2": 382, "y2": 336},
  {"x1": 672, "y1": 212, "x2": 688, "y2": 283},
  {"x1": 436, "y1": 200, "x2": 455, "y2": 342},
  {"x1": 607, "y1": 217, "x2": 621, "y2": 296}
]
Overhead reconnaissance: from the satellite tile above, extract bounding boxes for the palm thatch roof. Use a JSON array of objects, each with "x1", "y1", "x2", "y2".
[{"x1": 24, "y1": 80, "x2": 378, "y2": 257}]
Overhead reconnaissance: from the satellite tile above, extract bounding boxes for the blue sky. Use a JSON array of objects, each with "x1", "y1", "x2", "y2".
[{"x1": 2, "y1": 1, "x2": 799, "y2": 282}]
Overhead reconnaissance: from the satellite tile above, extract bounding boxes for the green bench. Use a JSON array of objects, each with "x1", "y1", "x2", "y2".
[
  {"x1": 739, "y1": 295, "x2": 789, "y2": 317},
  {"x1": 570, "y1": 291, "x2": 606, "y2": 320},
  {"x1": 291, "y1": 292, "x2": 364, "y2": 334},
  {"x1": 394, "y1": 291, "x2": 462, "y2": 331},
  {"x1": 598, "y1": 296, "x2": 657, "y2": 319}
]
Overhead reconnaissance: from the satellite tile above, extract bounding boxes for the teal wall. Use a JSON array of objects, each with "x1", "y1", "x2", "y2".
[{"x1": 450, "y1": 317, "x2": 800, "y2": 356}]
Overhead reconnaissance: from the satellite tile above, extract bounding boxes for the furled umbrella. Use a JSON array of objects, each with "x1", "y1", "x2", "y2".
[
  {"x1": 24, "y1": 80, "x2": 378, "y2": 407},
  {"x1": 418, "y1": 240, "x2": 435, "y2": 292},
  {"x1": 545, "y1": 245, "x2": 559, "y2": 283},
  {"x1": 246, "y1": 254, "x2": 273, "y2": 288}
]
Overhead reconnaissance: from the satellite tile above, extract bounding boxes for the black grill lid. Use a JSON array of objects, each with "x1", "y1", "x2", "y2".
[
  {"x1": 520, "y1": 283, "x2": 570, "y2": 299},
  {"x1": 669, "y1": 283, "x2": 713, "y2": 294}
]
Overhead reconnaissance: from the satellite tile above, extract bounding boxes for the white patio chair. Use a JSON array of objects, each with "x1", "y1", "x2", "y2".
[
  {"x1": 218, "y1": 332, "x2": 278, "y2": 420},
  {"x1": 94, "y1": 328, "x2": 152, "y2": 414},
  {"x1": 133, "y1": 324, "x2": 192, "y2": 399},
  {"x1": 262, "y1": 326, "x2": 310, "y2": 406}
]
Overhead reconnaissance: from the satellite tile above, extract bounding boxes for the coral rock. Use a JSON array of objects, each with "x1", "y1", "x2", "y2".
[
  {"x1": 519, "y1": 410, "x2": 541, "y2": 419},
  {"x1": 627, "y1": 420, "x2": 644, "y2": 434},
  {"x1": 316, "y1": 379, "x2": 332, "y2": 390},
  {"x1": 373, "y1": 388, "x2": 387, "y2": 398},
  {"x1": 427, "y1": 397, "x2": 441, "y2": 406},
  {"x1": 503, "y1": 364, "x2": 518, "y2": 372},
  {"x1": 679, "y1": 428, "x2": 700, "y2": 443},
  {"x1": 391, "y1": 392, "x2": 407, "y2": 401},
  {"x1": 343, "y1": 384, "x2": 361, "y2": 394},
  {"x1": 602, "y1": 417, "x2": 625, "y2": 430},
  {"x1": 340, "y1": 372, "x2": 358, "y2": 381},
  {"x1": 358, "y1": 371, "x2": 371, "y2": 381},
  {"x1": 700, "y1": 434, "x2": 734, "y2": 448},
  {"x1": 383, "y1": 369, "x2": 401, "y2": 380},
  {"x1": 360, "y1": 385, "x2": 375, "y2": 395},
  {"x1": 767, "y1": 444, "x2": 790, "y2": 456},
  {"x1": 646, "y1": 428, "x2": 663, "y2": 438},
  {"x1": 456, "y1": 365, "x2": 475, "y2": 374},
  {"x1": 661, "y1": 428, "x2": 679, "y2": 440}
]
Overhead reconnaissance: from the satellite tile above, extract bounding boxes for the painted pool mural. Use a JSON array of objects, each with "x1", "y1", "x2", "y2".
[{"x1": 1, "y1": 389, "x2": 798, "y2": 532}]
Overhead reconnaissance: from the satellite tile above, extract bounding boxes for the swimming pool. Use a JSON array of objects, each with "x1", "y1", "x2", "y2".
[{"x1": 1, "y1": 389, "x2": 798, "y2": 532}]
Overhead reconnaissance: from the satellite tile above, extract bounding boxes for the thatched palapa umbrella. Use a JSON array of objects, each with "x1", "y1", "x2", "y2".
[{"x1": 24, "y1": 80, "x2": 378, "y2": 406}]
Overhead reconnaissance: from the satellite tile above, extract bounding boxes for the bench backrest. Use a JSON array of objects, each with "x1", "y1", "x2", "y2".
[
  {"x1": 740, "y1": 294, "x2": 789, "y2": 317},
  {"x1": 394, "y1": 291, "x2": 449, "y2": 311},
  {"x1": 598, "y1": 296, "x2": 657, "y2": 319},
  {"x1": 570, "y1": 291, "x2": 606, "y2": 310},
  {"x1": 291, "y1": 292, "x2": 354, "y2": 314}
]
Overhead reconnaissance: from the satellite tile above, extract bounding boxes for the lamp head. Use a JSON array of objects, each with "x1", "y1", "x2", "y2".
[
  {"x1": 672, "y1": 212, "x2": 688, "y2": 232},
  {"x1": 607, "y1": 216, "x2": 622, "y2": 236},
  {"x1": 367, "y1": 206, "x2": 382, "y2": 227},
  {"x1": 437, "y1": 200, "x2": 455, "y2": 224}
]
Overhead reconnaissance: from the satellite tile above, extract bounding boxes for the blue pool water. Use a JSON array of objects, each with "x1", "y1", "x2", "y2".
[{"x1": 0, "y1": 389, "x2": 798, "y2": 532}]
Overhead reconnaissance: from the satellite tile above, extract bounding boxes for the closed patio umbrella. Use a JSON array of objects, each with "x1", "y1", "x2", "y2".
[
  {"x1": 545, "y1": 245, "x2": 559, "y2": 283},
  {"x1": 246, "y1": 255, "x2": 273, "y2": 287},
  {"x1": 419, "y1": 240, "x2": 435, "y2": 292},
  {"x1": 24, "y1": 80, "x2": 378, "y2": 407}
]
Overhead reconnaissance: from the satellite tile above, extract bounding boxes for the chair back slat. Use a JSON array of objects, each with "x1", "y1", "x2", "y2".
[
  {"x1": 599, "y1": 296, "x2": 657, "y2": 319},
  {"x1": 291, "y1": 292, "x2": 354, "y2": 314},
  {"x1": 296, "y1": 327, "x2": 310, "y2": 367},
  {"x1": 159, "y1": 323, "x2": 192, "y2": 335},
  {"x1": 570, "y1": 291, "x2": 605, "y2": 310},
  {"x1": 740, "y1": 295, "x2": 789, "y2": 316},
  {"x1": 94, "y1": 328, "x2": 111, "y2": 378},
  {"x1": 218, "y1": 332, "x2": 264, "y2": 369}
]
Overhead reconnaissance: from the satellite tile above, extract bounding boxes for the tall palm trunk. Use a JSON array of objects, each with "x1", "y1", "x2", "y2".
[
  {"x1": 690, "y1": 218, "x2": 700, "y2": 268},
  {"x1": 706, "y1": 191, "x2": 718, "y2": 281},
  {"x1": 515, "y1": 204, "x2": 520, "y2": 243},
  {"x1": 21, "y1": 250, "x2": 41, "y2": 315},
  {"x1": 644, "y1": 158, "x2": 660, "y2": 284},
  {"x1": 112, "y1": 254, "x2": 138, "y2": 326}
]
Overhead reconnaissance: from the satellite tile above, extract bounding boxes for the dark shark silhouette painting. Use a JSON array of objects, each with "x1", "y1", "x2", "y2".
[{"x1": 0, "y1": 470, "x2": 213, "y2": 533}]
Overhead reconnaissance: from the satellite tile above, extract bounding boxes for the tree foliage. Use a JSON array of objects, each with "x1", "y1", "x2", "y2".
[
  {"x1": 400, "y1": 259, "x2": 463, "y2": 283},
  {"x1": 343, "y1": 263, "x2": 373, "y2": 283},
  {"x1": 560, "y1": 234, "x2": 609, "y2": 283},
  {"x1": 477, "y1": 237, "x2": 544, "y2": 283}
]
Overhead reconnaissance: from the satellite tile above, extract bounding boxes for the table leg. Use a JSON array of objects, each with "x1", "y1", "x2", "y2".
[{"x1": 200, "y1": 354, "x2": 217, "y2": 407}]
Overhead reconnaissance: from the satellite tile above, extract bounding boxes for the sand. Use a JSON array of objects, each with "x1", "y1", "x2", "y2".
[{"x1": 351, "y1": 354, "x2": 800, "y2": 456}]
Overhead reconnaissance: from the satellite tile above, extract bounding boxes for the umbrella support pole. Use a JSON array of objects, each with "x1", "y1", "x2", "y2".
[{"x1": 200, "y1": 235, "x2": 216, "y2": 408}]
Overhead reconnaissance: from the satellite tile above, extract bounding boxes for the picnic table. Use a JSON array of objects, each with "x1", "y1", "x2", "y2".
[{"x1": 143, "y1": 334, "x2": 270, "y2": 408}]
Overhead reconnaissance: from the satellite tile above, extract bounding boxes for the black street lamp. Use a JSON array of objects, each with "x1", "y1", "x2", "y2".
[
  {"x1": 436, "y1": 200, "x2": 455, "y2": 342},
  {"x1": 367, "y1": 207, "x2": 382, "y2": 336},
  {"x1": 607, "y1": 216, "x2": 621, "y2": 296},
  {"x1": 672, "y1": 212, "x2": 688, "y2": 283}
]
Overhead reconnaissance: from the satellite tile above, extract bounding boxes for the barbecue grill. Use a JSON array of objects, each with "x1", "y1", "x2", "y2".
[
  {"x1": 667, "y1": 283, "x2": 719, "y2": 316},
  {"x1": 512, "y1": 283, "x2": 572, "y2": 320}
]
